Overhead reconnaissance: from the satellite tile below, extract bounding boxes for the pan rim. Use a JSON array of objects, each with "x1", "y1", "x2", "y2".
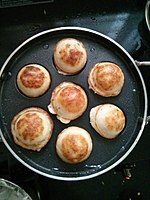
[
  {"x1": 145, "y1": 0, "x2": 150, "y2": 32},
  {"x1": 0, "y1": 26, "x2": 148, "y2": 181}
]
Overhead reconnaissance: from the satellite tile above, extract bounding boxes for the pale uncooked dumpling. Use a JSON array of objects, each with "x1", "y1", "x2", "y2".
[{"x1": 90, "y1": 104, "x2": 125, "y2": 139}]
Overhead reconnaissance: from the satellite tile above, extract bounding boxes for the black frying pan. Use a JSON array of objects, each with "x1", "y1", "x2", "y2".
[{"x1": 0, "y1": 27, "x2": 148, "y2": 181}]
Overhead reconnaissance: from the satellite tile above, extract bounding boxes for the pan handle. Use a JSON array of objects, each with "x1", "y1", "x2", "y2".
[
  {"x1": 135, "y1": 60, "x2": 150, "y2": 124},
  {"x1": 146, "y1": 116, "x2": 150, "y2": 124},
  {"x1": 135, "y1": 60, "x2": 150, "y2": 67}
]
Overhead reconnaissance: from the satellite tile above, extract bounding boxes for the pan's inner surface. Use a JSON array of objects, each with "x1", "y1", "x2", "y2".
[{"x1": 0, "y1": 28, "x2": 145, "y2": 179}]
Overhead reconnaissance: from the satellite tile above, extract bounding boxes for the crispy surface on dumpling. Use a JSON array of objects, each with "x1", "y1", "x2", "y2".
[
  {"x1": 53, "y1": 38, "x2": 88, "y2": 75},
  {"x1": 56, "y1": 126, "x2": 92, "y2": 164},
  {"x1": 90, "y1": 104, "x2": 125, "y2": 139},
  {"x1": 88, "y1": 62, "x2": 124, "y2": 97},
  {"x1": 17, "y1": 64, "x2": 51, "y2": 97},
  {"x1": 48, "y1": 82, "x2": 88, "y2": 124},
  {"x1": 11, "y1": 107, "x2": 53, "y2": 151}
]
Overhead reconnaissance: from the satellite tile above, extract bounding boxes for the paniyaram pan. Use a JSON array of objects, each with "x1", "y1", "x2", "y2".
[{"x1": 0, "y1": 27, "x2": 149, "y2": 181}]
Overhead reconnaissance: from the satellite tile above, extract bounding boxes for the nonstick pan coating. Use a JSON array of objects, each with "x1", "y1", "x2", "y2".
[{"x1": 0, "y1": 27, "x2": 147, "y2": 181}]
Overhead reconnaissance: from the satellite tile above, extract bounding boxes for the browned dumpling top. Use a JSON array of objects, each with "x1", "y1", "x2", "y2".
[
  {"x1": 11, "y1": 107, "x2": 53, "y2": 151},
  {"x1": 17, "y1": 64, "x2": 51, "y2": 97},
  {"x1": 56, "y1": 126, "x2": 93, "y2": 164},
  {"x1": 88, "y1": 62, "x2": 124, "y2": 97},
  {"x1": 90, "y1": 104, "x2": 125, "y2": 139},
  {"x1": 53, "y1": 38, "x2": 88, "y2": 75},
  {"x1": 48, "y1": 82, "x2": 88, "y2": 124}
]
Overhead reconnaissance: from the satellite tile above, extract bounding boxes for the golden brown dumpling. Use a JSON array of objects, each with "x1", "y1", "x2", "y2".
[
  {"x1": 56, "y1": 126, "x2": 93, "y2": 164},
  {"x1": 88, "y1": 62, "x2": 124, "y2": 97},
  {"x1": 17, "y1": 64, "x2": 51, "y2": 97},
  {"x1": 53, "y1": 38, "x2": 88, "y2": 75},
  {"x1": 48, "y1": 82, "x2": 88, "y2": 124},
  {"x1": 90, "y1": 104, "x2": 125, "y2": 139},
  {"x1": 11, "y1": 107, "x2": 54, "y2": 151}
]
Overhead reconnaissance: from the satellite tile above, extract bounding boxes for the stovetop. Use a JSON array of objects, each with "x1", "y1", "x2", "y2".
[{"x1": 0, "y1": 0, "x2": 150, "y2": 199}]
